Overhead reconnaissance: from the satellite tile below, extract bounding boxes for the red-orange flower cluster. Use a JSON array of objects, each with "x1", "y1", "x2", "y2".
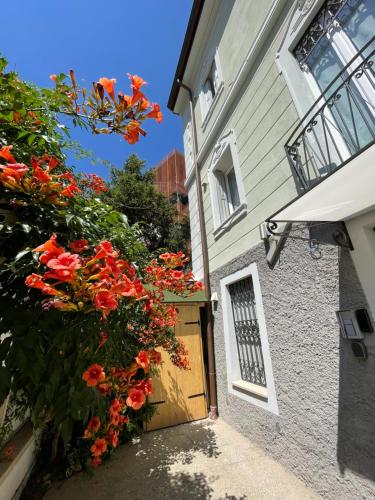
[
  {"x1": 81, "y1": 174, "x2": 108, "y2": 194},
  {"x1": 25, "y1": 235, "x2": 147, "y2": 318},
  {"x1": 0, "y1": 146, "x2": 108, "y2": 205},
  {"x1": 145, "y1": 251, "x2": 204, "y2": 296},
  {"x1": 82, "y1": 364, "x2": 106, "y2": 387},
  {"x1": 26, "y1": 237, "x2": 203, "y2": 467},
  {"x1": 50, "y1": 70, "x2": 162, "y2": 145},
  {"x1": 81, "y1": 349, "x2": 163, "y2": 467}
]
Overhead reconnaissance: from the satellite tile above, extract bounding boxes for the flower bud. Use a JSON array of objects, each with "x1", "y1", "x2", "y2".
[
  {"x1": 96, "y1": 82, "x2": 104, "y2": 101},
  {"x1": 69, "y1": 69, "x2": 77, "y2": 88}
]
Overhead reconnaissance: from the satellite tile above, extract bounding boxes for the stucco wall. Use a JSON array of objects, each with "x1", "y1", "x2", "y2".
[{"x1": 210, "y1": 236, "x2": 375, "y2": 500}]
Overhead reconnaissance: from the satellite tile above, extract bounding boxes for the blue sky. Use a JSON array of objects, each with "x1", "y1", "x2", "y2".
[{"x1": 0, "y1": 0, "x2": 192, "y2": 178}]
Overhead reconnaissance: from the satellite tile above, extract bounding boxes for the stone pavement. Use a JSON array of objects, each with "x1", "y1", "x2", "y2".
[{"x1": 45, "y1": 418, "x2": 320, "y2": 500}]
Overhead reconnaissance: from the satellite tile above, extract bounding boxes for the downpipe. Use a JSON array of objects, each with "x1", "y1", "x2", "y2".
[{"x1": 177, "y1": 79, "x2": 218, "y2": 419}]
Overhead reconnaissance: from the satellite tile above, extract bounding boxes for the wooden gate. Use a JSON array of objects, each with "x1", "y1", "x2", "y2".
[{"x1": 146, "y1": 303, "x2": 208, "y2": 431}]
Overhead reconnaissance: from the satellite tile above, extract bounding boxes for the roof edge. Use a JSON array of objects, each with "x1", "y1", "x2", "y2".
[{"x1": 167, "y1": 0, "x2": 205, "y2": 112}]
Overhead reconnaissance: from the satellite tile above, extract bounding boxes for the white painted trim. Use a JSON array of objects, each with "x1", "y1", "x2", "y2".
[
  {"x1": 276, "y1": 0, "x2": 326, "y2": 120},
  {"x1": 232, "y1": 379, "x2": 268, "y2": 399},
  {"x1": 212, "y1": 202, "x2": 247, "y2": 240},
  {"x1": 220, "y1": 264, "x2": 279, "y2": 415},
  {"x1": 276, "y1": 0, "x2": 375, "y2": 123}
]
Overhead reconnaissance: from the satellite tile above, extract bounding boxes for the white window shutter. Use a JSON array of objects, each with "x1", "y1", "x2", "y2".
[
  {"x1": 199, "y1": 86, "x2": 208, "y2": 121},
  {"x1": 183, "y1": 123, "x2": 193, "y2": 174},
  {"x1": 203, "y1": 79, "x2": 213, "y2": 112},
  {"x1": 212, "y1": 59, "x2": 220, "y2": 92}
]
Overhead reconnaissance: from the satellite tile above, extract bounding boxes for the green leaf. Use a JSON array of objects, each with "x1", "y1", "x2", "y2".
[
  {"x1": 27, "y1": 134, "x2": 36, "y2": 145},
  {"x1": 14, "y1": 248, "x2": 31, "y2": 261},
  {"x1": 0, "y1": 366, "x2": 10, "y2": 403},
  {"x1": 65, "y1": 213, "x2": 74, "y2": 225},
  {"x1": 0, "y1": 336, "x2": 11, "y2": 361},
  {"x1": 60, "y1": 418, "x2": 73, "y2": 447},
  {"x1": 31, "y1": 391, "x2": 46, "y2": 424},
  {"x1": 16, "y1": 130, "x2": 30, "y2": 140}
]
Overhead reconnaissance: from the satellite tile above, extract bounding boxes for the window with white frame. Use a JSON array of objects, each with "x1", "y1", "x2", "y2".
[
  {"x1": 199, "y1": 51, "x2": 223, "y2": 123},
  {"x1": 221, "y1": 264, "x2": 278, "y2": 414},
  {"x1": 277, "y1": 0, "x2": 375, "y2": 161},
  {"x1": 208, "y1": 130, "x2": 246, "y2": 237},
  {"x1": 215, "y1": 149, "x2": 241, "y2": 222}
]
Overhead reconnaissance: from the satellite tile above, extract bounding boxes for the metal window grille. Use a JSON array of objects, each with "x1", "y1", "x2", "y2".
[
  {"x1": 293, "y1": 0, "x2": 355, "y2": 65},
  {"x1": 229, "y1": 277, "x2": 267, "y2": 387}
]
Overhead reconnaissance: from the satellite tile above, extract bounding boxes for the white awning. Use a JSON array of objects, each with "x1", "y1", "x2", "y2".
[{"x1": 269, "y1": 144, "x2": 375, "y2": 223}]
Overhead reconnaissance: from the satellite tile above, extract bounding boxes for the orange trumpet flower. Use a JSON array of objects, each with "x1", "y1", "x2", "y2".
[{"x1": 98, "y1": 77, "x2": 116, "y2": 101}]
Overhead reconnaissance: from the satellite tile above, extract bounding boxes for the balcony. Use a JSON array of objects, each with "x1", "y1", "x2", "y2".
[{"x1": 269, "y1": 36, "x2": 375, "y2": 224}]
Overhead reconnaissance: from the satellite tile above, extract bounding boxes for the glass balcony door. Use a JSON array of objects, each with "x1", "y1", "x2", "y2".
[
  {"x1": 305, "y1": 0, "x2": 375, "y2": 155},
  {"x1": 290, "y1": 0, "x2": 375, "y2": 185}
]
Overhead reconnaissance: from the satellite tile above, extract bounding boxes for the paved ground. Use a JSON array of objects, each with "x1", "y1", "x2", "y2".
[{"x1": 45, "y1": 418, "x2": 320, "y2": 500}]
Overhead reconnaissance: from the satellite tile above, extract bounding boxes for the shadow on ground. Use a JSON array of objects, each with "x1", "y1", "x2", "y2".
[
  {"x1": 45, "y1": 419, "x2": 318, "y2": 500},
  {"x1": 45, "y1": 420, "x2": 243, "y2": 500},
  {"x1": 122, "y1": 420, "x2": 220, "y2": 499}
]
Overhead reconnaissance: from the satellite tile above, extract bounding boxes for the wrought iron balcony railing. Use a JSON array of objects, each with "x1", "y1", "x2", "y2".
[{"x1": 285, "y1": 36, "x2": 375, "y2": 192}]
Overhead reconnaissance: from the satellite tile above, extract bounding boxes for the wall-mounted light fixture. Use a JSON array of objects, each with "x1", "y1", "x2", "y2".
[{"x1": 211, "y1": 291, "x2": 218, "y2": 312}]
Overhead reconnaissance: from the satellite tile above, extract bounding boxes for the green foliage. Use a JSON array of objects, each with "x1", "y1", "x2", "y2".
[
  {"x1": 0, "y1": 57, "x2": 71, "y2": 161},
  {"x1": 167, "y1": 215, "x2": 191, "y2": 255},
  {"x1": 104, "y1": 154, "x2": 190, "y2": 254},
  {"x1": 0, "y1": 58, "x2": 153, "y2": 464}
]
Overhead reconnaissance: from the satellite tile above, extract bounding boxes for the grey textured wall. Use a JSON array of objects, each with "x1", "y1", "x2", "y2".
[{"x1": 210, "y1": 235, "x2": 375, "y2": 499}]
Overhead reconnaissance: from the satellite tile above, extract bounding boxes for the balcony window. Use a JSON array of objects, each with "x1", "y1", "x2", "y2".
[
  {"x1": 270, "y1": 0, "x2": 375, "y2": 223},
  {"x1": 294, "y1": 1, "x2": 375, "y2": 164},
  {"x1": 283, "y1": 0, "x2": 375, "y2": 189}
]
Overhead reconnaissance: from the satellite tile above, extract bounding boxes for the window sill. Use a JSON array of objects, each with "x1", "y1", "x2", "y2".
[
  {"x1": 201, "y1": 82, "x2": 224, "y2": 131},
  {"x1": 213, "y1": 202, "x2": 247, "y2": 240},
  {"x1": 232, "y1": 380, "x2": 268, "y2": 400}
]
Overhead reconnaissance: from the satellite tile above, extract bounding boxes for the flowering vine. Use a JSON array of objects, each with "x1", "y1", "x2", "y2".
[
  {"x1": 25, "y1": 235, "x2": 203, "y2": 466},
  {"x1": 0, "y1": 58, "x2": 198, "y2": 474},
  {"x1": 49, "y1": 71, "x2": 162, "y2": 144}
]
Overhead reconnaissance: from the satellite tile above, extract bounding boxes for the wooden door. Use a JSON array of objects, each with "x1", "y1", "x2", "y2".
[{"x1": 146, "y1": 304, "x2": 208, "y2": 431}]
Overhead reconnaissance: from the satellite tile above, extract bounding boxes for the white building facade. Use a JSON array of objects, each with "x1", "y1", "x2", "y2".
[{"x1": 169, "y1": 1, "x2": 375, "y2": 498}]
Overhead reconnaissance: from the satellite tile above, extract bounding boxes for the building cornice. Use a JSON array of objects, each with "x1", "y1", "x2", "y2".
[{"x1": 167, "y1": 0, "x2": 206, "y2": 112}]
